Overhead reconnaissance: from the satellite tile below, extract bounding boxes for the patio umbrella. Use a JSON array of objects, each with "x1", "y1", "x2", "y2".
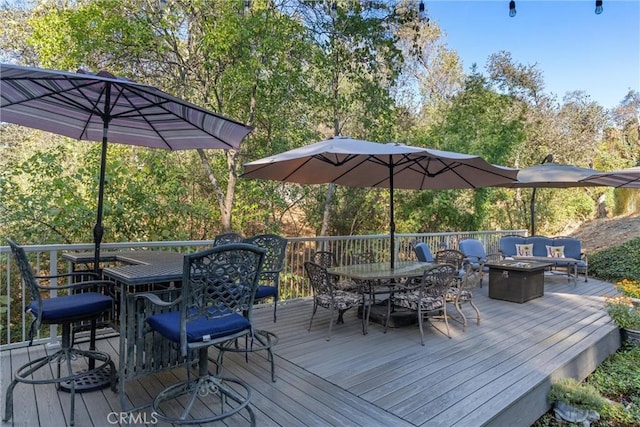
[
  {"x1": 579, "y1": 166, "x2": 640, "y2": 188},
  {"x1": 241, "y1": 136, "x2": 518, "y2": 267},
  {"x1": 1, "y1": 63, "x2": 253, "y2": 271},
  {"x1": 493, "y1": 162, "x2": 605, "y2": 235}
]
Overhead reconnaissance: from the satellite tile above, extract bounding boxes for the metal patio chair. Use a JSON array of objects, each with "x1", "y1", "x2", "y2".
[
  {"x1": 304, "y1": 261, "x2": 363, "y2": 341},
  {"x1": 243, "y1": 234, "x2": 287, "y2": 322},
  {"x1": 389, "y1": 264, "x2": 456, "y2": 345},
  {"x1": 138, "y1": 243, "x2": 265, "y2": 425},
  {"x1": 3, "y1": 239, "x2": 116, "y2": 427}
]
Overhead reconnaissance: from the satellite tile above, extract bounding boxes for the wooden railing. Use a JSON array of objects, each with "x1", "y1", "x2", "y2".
[{"x1": 0, "y1": 230, "x2": 525, "y2": 349}]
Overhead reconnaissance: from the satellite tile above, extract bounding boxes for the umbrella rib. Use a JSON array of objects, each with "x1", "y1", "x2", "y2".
[
  {"x1": 3, "y1": 72, "x2": 248, "y2": 150},
  {"x1": 4, "y1": 76, "x2": 115, "y2": 140},
  {"x1": 4, "y1": 78, "x2": 108, "y2": 118}
]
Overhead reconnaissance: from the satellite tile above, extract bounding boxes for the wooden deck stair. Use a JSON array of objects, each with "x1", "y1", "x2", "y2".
[{"x1": 0, "y1": 275, "x2": 620, "y2": 427}]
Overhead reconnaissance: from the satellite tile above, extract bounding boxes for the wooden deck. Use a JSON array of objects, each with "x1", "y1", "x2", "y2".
[{"x1": 1, "y1": 275, "x2": 621, "y2": 427}]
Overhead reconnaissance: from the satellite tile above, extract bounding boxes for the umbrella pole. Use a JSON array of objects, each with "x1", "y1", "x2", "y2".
[
  {"x1": 389, "y1": 159, "x2": 395, "y2": 269},
  {"x1": 530, "y1": 188, "x2": 536, "y2": 236},
  {"x1": 93, "y1": 132, "x2": 108, "y2": 275}
]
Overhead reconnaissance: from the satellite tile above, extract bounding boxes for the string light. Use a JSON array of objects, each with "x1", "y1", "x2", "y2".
[
  {"x1": 595, "y1": 0, "x2": 603, "y2": 14},
  {"x1": 419, "y1": 1, "x2": 428, "y2": 22}
]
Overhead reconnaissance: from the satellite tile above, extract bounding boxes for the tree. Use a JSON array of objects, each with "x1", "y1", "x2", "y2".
[
  {"x1": 295, "y1": 1, "x2": 417, "y2": 236},
  {"x1": 2, "y1": 0, "x2": 320, "y2": 238}
]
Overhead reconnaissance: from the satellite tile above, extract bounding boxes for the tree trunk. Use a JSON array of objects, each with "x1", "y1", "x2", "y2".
[{"x1": 320, "y1": 183, "x2": 336, "y2": 236}]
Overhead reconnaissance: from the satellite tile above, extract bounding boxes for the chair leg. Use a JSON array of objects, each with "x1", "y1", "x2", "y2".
[
  {"x1": 3, "y1": 324, "x2": 114, "y2": 427},
  {"x1": 470, "y1": 300, "x2": 481, "y2": 326},
  {"x1": 454, "y1": 299, "x2": 468, "y2": 332},
  {"x1": 214, "y1": 331, "x2": 278, "y2": 383},
  {"x1": 417, "y1": 307, "x2": 425, "y2": 346},
  {"x1": 327, "y1": 306, "x2": 335, "y2": 341},
  {"x1": 442, "y1": 304, "x2": 451, "y2": 338},
  {"x1": 308, "y1": 303, "x2": 318, "y2": 331},
  {"x1": 153, "y1": 347, "x2": 255, "y2": 425},
  {"x1": 273, "y1": 297, "x2": 278, "y2": 323}
]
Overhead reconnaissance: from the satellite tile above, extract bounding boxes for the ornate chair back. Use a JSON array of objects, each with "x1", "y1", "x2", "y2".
[
  {"x1": 212, "y1": 232, "x2": 244, "y2": 246},
  {"x1": 243, "y1": 233, "x2": 287, "y2": 322}
]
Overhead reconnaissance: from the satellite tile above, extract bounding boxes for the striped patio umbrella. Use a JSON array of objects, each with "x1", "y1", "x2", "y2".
[
  {"x1": 242, "y1": 136, "x2": 518, "y2": 267},
  {"x1": 1, "y1": 63, "x2": 253, "y2": 270}
]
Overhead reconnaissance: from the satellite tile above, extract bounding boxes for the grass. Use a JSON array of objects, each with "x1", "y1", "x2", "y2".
[{"x1": 532, "y1": 240, "x2": 640, "y2": 426}]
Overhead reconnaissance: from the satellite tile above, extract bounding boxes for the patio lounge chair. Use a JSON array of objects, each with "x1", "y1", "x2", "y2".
[
  {"x1": 414, "y1": 242, "x2": 435, "y2": 262},
  {"x1": 458, "y1": 239, "x2": 501, "y2": 287}
]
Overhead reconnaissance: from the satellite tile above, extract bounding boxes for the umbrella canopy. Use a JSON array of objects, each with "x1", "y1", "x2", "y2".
[
  {"x1": 507, "y1": 163, "x2": 605, "y2": 188},
  {"x1": 242, "y1": 136, "x2": 518, "y2": 267},
  {"x1": 579, "y1": 166, "x2": 640, "y2": 188},
  {"x1": 1, "y1": 63, "x2": 253, "y2": 270},
  {"x1": 493, "y1": 163, "x2": 605, "y2": 235}
]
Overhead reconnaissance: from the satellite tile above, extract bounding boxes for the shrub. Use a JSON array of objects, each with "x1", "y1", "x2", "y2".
[
  {"x1": 604, "y1": 295, "x2": 640, "y2": 330},
  {"x1": 589, "y1": 237, "x2": 640, "y2": 283},
  {"x1": 547, "y1": 378, "x2": 608, "y2": 411}
]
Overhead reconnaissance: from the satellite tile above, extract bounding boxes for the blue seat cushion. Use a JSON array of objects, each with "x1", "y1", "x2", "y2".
[
  {"x1": 255, "y1": 285, "x2": 277, "y2": 299},
  {"x1": 528, "y1": 237, "x2": 554, "y2": 257},
  {"x1": 414, "y1": 243, "x2": 434, "y2": 262},
  {"x1": 29, "y1": 292, "x2": 112, "y2": 322},
  {"x1": 459, "y1": 239, "x2": 487, "y2": 262},
  {"x1": 553, "y1": 238, "x2": 582, "y2": 260},
  {"x1": 500, "y1": 236, "x2": 525, "y2": 257},
  {"x1": 146, "y1": 310, "x2": 251, "y2": 344}
]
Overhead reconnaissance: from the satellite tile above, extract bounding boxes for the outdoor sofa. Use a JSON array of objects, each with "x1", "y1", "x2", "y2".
[{"x1": 499, "y1": 235, "x2": 588, "y2": 282}]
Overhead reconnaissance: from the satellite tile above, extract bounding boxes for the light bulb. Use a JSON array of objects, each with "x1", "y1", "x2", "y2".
[
  {"x1": 509, "y1": 0, "x2": 516, "y2": 17},
  {"x1": 419, "y1": 1, "x2": 427, "y2": 21},
  {"x1": 595, "y1": 0, "x2": 603, "y2": 14}
]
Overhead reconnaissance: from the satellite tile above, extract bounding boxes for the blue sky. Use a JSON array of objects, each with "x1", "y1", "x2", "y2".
[{"x1": 425, "y1": 0, "x2": 640, "y2": 109}]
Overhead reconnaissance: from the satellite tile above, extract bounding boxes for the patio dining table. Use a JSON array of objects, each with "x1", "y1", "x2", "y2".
[{"x1": 327, "y1": 261, "x2": 436, "y2": 334}]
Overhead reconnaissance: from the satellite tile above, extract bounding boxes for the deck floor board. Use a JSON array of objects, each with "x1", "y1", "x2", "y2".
[{"x1": 1, "y1": 275, "x2": 621, "y2": 427}]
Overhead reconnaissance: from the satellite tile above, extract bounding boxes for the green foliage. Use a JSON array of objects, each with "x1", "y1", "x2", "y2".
[
  {"x1": 588, "y1": 345, "x2": 640, "y2": 398},
  {"x1": 1, "y1": 0, "x2": 638, "y2": 244},
  {"x1": 588, "y1": 345, "x2": 640, "y2": 426},
  {"x1": 604, "y1": 296, "x2": 640, "y2": 330},
  {"x1": 590, "y1": 238, "x2": 640, "y2": 283},
  {"x1": 0, "y1": 295, "x2": 11, "y2": 315},
  {"x1": 535, "y1": 345, "x2": 640, "y2": 426},
  {"x1": 547, "y1": 378, "x2": 608, "y2": 411}
]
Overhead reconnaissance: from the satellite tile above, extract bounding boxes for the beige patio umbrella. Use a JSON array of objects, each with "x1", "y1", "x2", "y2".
[
  {"x1": 579, "y1": 166, "x2": 640, "y2": 188},
  {"x1": 242, "y1": 136, "x2": 518, "y2": 267},
  {"x1": 493, "y1": 162, "x2": 605, "y2": 235}
]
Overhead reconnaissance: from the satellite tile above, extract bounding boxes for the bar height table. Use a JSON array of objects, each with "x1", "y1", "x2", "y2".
[{"x1": 63, "y1": 251, "x2": 185, "y2": 411}]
